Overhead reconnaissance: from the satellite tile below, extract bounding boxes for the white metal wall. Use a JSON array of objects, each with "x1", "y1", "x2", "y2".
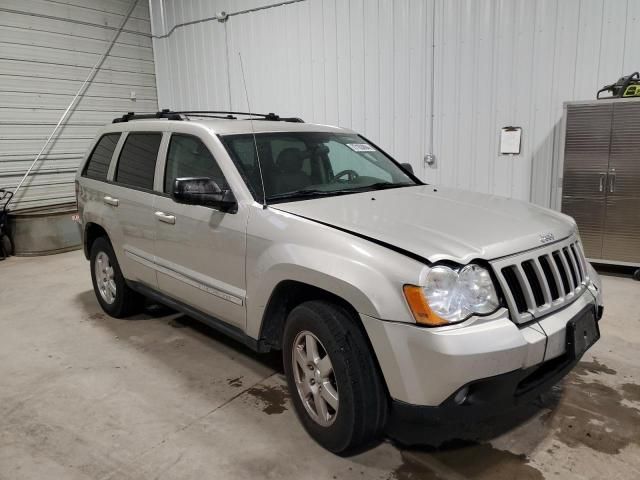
[
  {"x1": 0, "y1": 0, "x2": 158, "y2": 210},
  {"x1": 150, "y1": 0, "x2": 640, "y2": 207}
]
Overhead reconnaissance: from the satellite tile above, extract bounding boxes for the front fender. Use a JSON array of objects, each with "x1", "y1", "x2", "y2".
[{"x1": 244, "y1": 207, "x2": 426, "y2": 339}]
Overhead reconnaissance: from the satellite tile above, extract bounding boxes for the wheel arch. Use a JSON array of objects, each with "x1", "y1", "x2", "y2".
[
  {"x1": 264, "y1": 281, "x2": 393, "y2": 427},
  {"x1": 259, "y1": 280, "x2": 362, "y2": 351},
  {"x1": 84, "y1": 222, "x2": 109, "y2": 259},
  {"x1": 258, "y1": 279, "x2": 388, "y2": 397}
]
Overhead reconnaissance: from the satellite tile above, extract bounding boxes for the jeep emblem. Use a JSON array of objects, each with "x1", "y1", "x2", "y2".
[{"x1": 540, "y1": 232, "x2": 555, "y2": 244}]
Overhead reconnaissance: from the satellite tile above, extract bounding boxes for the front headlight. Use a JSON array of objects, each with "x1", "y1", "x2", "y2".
[{"x1": 404, "y1": 264, "x2": 500, "y2": 326}]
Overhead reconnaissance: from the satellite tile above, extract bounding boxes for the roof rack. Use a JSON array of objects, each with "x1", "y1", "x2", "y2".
[
  {"x1": 112, "y1": 109, "x2": 182, "y2": 123},
  {"x1": 112, "y1": 109, "x2": 304, "y2": 123},
  {"x1": 174, "y1": 110, "x2": 304, "y2": 123}
]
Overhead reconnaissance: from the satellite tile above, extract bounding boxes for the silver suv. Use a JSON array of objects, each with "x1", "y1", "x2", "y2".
[{"x1": 76, "y1": 110, "x2": 603, "y2": 453}]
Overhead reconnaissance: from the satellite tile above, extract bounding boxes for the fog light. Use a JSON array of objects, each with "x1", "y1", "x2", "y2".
[{"x1": 453, "y1": 386, "x2": 469, "y2": 405}]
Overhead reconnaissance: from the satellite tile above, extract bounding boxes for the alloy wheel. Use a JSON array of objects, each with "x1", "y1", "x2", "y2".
[
  {"x1": 94, "y1": 251, "x2": 116, "y2": 304},
  {"x1": 291, "y1": 330, "x2": 339, "y2": 427}
]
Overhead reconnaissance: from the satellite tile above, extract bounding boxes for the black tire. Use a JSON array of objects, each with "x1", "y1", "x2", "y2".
[
  {"x1": 634, "y1": 268, "x2": 640, "y2": 281},
  {"x1": 282, "y1": 300, "x2": 387, "y2": 454},
  {"x1": 90, "y1": 236, "x2": 143, "y2": 318}
]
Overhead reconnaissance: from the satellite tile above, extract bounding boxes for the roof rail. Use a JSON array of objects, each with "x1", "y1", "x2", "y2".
[
  {"x1": 112, "y1": 109, "x2": 182, "y2": 123},
  {"x1": 173, "y1": 110, "x2": 304, "y2": 123},
  {"x1": 112, "y1": 109, "x2": 304, "y2": 124}
]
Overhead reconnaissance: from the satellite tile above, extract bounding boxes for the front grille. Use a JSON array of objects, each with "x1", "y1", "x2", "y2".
[{"x1": 491, "y1": 236, "x2": 589, "y2": 324}]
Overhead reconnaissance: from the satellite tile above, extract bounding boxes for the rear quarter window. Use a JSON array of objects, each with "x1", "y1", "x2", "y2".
[
  {"x1": 82, "y1": 133, "x2": 121, "y2": 181},
  {"x1": 115, "y1": 133, "x2": 162, "y2": 190}
]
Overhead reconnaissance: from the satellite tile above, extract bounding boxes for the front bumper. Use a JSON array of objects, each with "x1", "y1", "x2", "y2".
[
  {"x1": 386, "y1": 352, "x2": 581, "y2": 445},
  {"x1": 361, "y1": 272, "x2": 603, "y2": 424},
  {"x1": 385, "y1": 307, "x2": 596, "y2": 444}
]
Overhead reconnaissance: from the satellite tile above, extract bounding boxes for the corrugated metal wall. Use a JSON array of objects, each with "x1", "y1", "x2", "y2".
[
  {"x1": 0, "y1": 0, "x2": 158, "y2": 210},
  {"x1": 150, "y1": 0, "x2": 640, "y2": 207}
]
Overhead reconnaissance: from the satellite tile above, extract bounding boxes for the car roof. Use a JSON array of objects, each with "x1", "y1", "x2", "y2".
[
  {"x1": 192, "y1": 117, "x2": 351, "y2": 135},
  {"x1": 104, "y1": 116, "x2": 353, "y2": 136}
]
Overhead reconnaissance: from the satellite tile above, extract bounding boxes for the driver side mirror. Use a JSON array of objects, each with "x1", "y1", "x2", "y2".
[{"x1": 172, "y1": 177, "x2": 237, "y2": 212}]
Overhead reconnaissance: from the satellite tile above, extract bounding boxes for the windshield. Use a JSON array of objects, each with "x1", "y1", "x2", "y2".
[{"x1": 221, "y1": 132, "x2": 419, "y2": 202}]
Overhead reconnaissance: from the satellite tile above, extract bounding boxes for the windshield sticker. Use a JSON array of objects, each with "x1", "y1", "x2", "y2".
[{"x1": 346, "y1": 143, "x2": 376, "y2": 152}]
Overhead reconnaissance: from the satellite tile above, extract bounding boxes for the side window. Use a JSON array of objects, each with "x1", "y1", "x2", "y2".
[
  {"x1": 115, "y1": 133, "x2": 162, "y2": 190},
  {"x1": 82, "y1": 133, "x2": 121, "y2": 181},
  {"x1": 164, "y1": 134, "x2": 229, "y2": 193}
]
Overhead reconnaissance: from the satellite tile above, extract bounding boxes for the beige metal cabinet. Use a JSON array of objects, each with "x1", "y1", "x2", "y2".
[{"x1": 561, "y1": 100, "x2": 640, "y2": 274}]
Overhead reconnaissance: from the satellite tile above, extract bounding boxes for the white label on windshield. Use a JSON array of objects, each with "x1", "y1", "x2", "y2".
[{"x1": 346, "y1": 143, "x2": 376, "y2": 152}]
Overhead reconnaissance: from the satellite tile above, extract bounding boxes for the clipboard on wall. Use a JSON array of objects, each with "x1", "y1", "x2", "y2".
[{"x1": 500, "y1": 127, "x2": 522, "y2": 155}]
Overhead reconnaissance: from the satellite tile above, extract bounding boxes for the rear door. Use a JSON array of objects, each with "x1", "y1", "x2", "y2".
[
  {"x1": 153, "y1": 133, "x2": 248, "y2": 329},
  {"x1": 79, "y1": 132, "x2": 123, "y2": 240},
  {"x1": 108, "y1": 132, "x2": 162, "y2": 288}
]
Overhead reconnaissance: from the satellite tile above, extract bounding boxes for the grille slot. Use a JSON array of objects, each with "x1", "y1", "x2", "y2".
[
  {"x1": 570, "y1": 244, "x2": 585, "y2": 281},
  {"x1": 553, "y1": 251, "x2": 571, "y2": 294},
  {"x1": 538, "y1": 255, "x2": 560, "y2": 300},
  {"x1": 492, "y1": 237, "x2": 588, "y2": 324},
  {"x1": 502, "y1": 266, "x2": 528, "y2": 313},
  {"x1": 563, "y1": 247, "x2": 579, "y2": 288},
  {"x1": 522, "y1": 261, "x2": 545, "y2": 307}
]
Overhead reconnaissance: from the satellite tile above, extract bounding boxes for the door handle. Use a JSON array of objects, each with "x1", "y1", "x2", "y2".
[
  {"x1": 154, "y1": 211, "x2": 176, "y2": 224},
  {"x1": 609, "y1": 170, "x2": 616, "y2": 193},
  {"x1": 103, "y1": 196, "x2": 119, "y2": 207},
  {"x1": 598, "y1": 173, "x2": 606, "y2": 192}
]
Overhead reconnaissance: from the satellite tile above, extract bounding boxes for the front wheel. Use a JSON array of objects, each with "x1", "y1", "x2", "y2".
[
  {"x1": 282, "y1": 300, "x2": 387, "y2": 454},
  {"x1": 90, "y1": 237, "x2": 142, "y2": 318}
]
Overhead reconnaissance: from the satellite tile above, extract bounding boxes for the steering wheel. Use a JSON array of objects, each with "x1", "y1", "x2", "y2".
[{"x1": 333, "y1": 169, "x2": 359, "y2": 183}]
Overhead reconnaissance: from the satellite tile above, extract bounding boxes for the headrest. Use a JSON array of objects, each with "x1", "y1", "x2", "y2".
[{"x1": 276, "y1": 148, "x2": 304, "y2": 173}]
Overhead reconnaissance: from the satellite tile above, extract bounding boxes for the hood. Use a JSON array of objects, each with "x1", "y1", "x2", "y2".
[{"x1": 273, "y1": 185, "x2": 576, "y2": 264}]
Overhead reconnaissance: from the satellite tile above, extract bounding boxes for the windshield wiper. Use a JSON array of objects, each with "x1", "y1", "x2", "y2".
[
  {"x1": 268, "y1": 182, "x2": 416, "y2": 202},
  {"x1": 343, "y1": 181, "x2": 416, "y2": 192},
  {"x1": 268, "y1": 189, "x2": 356, "y2": 201},
  {"x1": 366, "y1": 181, "x2": 415, "y2": 190}
]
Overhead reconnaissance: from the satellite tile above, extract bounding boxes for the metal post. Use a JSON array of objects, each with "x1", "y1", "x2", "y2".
[{"x1": 6, "y1": 0, "x2": 140, "y2": 211}]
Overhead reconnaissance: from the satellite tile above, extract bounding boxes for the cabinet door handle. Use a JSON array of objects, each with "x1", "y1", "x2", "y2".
[
  {"x1": 103, "y1": 196, "x2": 119, "y2": 207},
  {"x1": 609, "y1": 172, "x2": 616, "y2": 193},
  {"x1": 598, "y1": 173, "x2": 606, "y2": 192},
  {"x1": 154, "y1": 211, "x2": 175, "y2": 224}
]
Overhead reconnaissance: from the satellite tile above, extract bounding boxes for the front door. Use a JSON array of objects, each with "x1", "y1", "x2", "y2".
[{"x1": 153, "y1": 133, "x2": 247, "y2": 329}]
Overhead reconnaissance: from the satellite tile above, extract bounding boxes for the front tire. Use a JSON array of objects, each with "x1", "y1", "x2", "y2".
[
  {"x1": 90, "y1": 237, "x2": 142, "y2": 318},
  {"x1": 282, "y1": 300, "x2": 387, "y2": 454}
]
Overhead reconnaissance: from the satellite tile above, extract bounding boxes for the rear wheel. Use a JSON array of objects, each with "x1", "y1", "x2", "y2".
[
  {"x1": 90, "y1": 237, "x2": 142, "y2": 317},
  {"x1": 282, "y1": 300, "x2": 387, "y2": 454}
]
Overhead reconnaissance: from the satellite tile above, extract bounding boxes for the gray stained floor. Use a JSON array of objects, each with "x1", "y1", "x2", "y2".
[{"x1": 0, "y1": 251, "x2": 638, "y2": 479}]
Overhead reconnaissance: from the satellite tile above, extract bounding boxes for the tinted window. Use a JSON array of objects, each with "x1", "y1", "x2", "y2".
[
  {"x1": 83, "y1": 133, "x2": 120, "y2": 181},
  {"x1": 115, "y1": 133, "x2": 162, "y2": 190},
  {"x1": 164, "y1": 134, "x2": 229, "y2": 193}
]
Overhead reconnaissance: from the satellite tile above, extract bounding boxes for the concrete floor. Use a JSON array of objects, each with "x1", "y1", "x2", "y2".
[{"x1": 0, "y1": 251, "x2": 638, "y2": 480}]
